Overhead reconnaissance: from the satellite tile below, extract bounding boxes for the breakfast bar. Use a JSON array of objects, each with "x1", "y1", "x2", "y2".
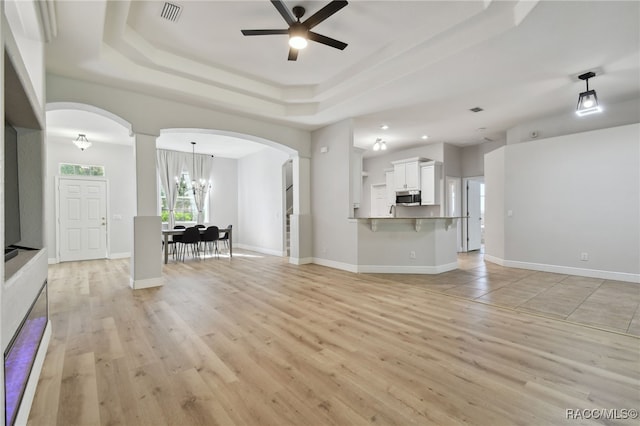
[{"x1": 354, "y1": 217, "x2": 460, "y2": 274}]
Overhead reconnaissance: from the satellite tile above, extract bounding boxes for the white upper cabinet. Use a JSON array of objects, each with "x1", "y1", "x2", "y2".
[
  {"x1": 420, "y1": 162, "x2": 442, "y2": 205},
  {"x1": 392, "y1": 158, "x2": 424, "y2": 191}
]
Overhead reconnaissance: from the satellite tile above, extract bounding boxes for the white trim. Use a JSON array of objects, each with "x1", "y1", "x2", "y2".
[
  {"x1": 357, "y1": 262, "x2": 459, "y2": 274},
  {"x1": 56, "y1": 176, "x2": 110, "y2": 263},
  {"x1": 235, "y1": 243, "x2": 286, "y2": 257},
  {"x1": 108, "y1": 252, "x2": 131, "y2": 260},
  {"x1": 47, "y1": 257, "x2": 58, "y2": 265},
  {"x1": 484, "y1": 254, "x2": 506, "y2": 266},
  {"x1": 129, "y1": 276, "x2": 164, "y2": 289},
  {"x1": 311, "y1": 258, "x2": 459, "y2": 275},
  {"x1": 289, "y1": 257, "x2": 313, "y2": 265},
  {"x1": 484, "y1": 255, "x2": 640, "y2": 283},
  {"x1": 312, "y1": 258, "x2": 358, "y2": 273},
  {"x1": 14, "y1": 320, "x2": 52, "y2": 426}
]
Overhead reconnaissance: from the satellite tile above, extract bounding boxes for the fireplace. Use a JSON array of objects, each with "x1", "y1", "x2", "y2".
[{"x1": 4, "y1": 281, "x2": 48, "y2": 426}]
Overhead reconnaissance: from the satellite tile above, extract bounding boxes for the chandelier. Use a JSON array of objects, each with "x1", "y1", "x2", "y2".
[{"x1": 189, "y1": 141, "x2": 211, "y2": 201}]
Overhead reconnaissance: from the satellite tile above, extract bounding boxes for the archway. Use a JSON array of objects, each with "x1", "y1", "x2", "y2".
[
  {"x1": 157, "y1": 128, "x2": 297, "y2": 258},
  {"x1": 44, "y1": 102, "x2": 136, "y2": 264}
]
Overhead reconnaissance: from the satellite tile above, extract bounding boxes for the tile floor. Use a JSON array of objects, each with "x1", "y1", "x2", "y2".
[{"x1": 378, "y1": 251, "x2": 640, "y2": 336}]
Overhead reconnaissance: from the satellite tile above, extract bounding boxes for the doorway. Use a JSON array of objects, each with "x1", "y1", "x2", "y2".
[
  {"x1": 370, "y1": 184, "x2": 391, "y2": 217},
  {"x1": 462, "y1": 177, "x2": 484, "y2": 252},
  {"x1": 445, "y1": 176, "x2": 463, "y2": 252},
  {"x1": 56, "y1": 177, "x2": 108, "y2": 262}
]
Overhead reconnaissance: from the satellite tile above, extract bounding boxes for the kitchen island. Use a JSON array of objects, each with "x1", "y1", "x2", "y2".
[{"x1": 354, "y1": 217, "x2": 460, "y2": 273}]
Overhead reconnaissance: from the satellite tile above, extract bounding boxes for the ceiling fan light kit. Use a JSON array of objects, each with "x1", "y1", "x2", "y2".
[{"x1": 241, "y1": 0, "x2": 349, "y2": 61}]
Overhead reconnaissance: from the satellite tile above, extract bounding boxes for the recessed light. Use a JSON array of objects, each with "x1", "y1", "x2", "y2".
[
  {"x1": 380, "y1": 124, "x2": 389, "y2": 130},
  {"x1": 421, "y1": 135, "x2": 429, "y2": 140}
]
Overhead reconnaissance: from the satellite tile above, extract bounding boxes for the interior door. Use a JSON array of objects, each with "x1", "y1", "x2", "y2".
[
  {"x1": 371, "y1": 184, "x2": 391, "y2": 217},
  {"x1": 466, "y1": 180, "x2": 482, "y2": 251},
  {"x1": 58, "y1": 178, "x2": 108, "y2": 262}
]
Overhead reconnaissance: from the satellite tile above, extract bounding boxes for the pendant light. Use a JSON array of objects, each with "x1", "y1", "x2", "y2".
[
  {"x1": 373, "y1": 138, "x2": 387, "y2": 151},
  {"x1": 73, "y1": 134, "x2": 91, "y2": 151},
  {"x1": 576, "y1": 71, "x2": 602, "y2": 116},
  {"x1": 190, "y1": 141, "x2": 211, "y2": 198}
]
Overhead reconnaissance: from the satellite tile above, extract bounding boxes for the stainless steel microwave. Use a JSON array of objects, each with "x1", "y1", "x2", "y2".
[{"x1": 396, "y1": 190, "x2": 421, "y2": 206}]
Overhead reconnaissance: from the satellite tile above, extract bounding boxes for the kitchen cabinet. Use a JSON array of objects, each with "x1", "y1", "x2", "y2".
[
  {"x1": 392, "y1": 158, "x2": 424, "y2": 191},
  {"x1": 420, "y1": 162, "x2": 442, "y2": 205}
]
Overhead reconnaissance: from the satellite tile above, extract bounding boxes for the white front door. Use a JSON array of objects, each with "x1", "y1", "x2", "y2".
[
  {"x1": 465, "y1": 179, "x2": 482, "y2": 251},
  {"x1": 58, "y1": 178, "x2": 108, "y2": 262}
]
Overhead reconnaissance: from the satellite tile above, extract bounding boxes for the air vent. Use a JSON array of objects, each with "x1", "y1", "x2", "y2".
[
  {"x1": 469, "y1": 107, "x2": 484, "y2": 113},
  {"x1": 161, "y1": 2, "x2": 182, "y2": 22},
  {"x1": 483, "y1": 137, "x2": 494, "y2": 142}
]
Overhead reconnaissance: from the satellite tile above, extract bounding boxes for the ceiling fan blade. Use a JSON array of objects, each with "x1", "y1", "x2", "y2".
[
  {"x1": 271, "y1": 0, "x2": 296, "y2": 26},
  {"x1": 241, "y1": 29, "x2": 289, "y2": 36},
  {"x1": 288, "y1": 48, "x2": 299, "y2": 61},
  {"x1": 308, "y1": 31, "x2": 348, "y2": 50},
  {"x1": 302, "y1": 0, "x2": 348, "y2": 29}
]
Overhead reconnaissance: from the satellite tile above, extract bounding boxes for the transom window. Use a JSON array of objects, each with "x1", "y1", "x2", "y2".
[{"x1": 59, "y1": 163, "x2": 105, "y2": 177}]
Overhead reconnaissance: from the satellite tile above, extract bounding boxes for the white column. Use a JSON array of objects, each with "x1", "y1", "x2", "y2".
[{"x1": 130, "y1": 133, "x2": 163, "y2": 289}]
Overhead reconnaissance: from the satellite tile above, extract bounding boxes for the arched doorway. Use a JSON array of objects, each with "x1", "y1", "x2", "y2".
[{"x1": 45, "y1": 102, "x2": 135, "y2": 263}]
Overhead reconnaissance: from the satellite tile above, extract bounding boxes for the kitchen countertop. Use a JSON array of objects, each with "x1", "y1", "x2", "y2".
[{"x1": 352, "y1": 216, "x2": 462, "y2": 232}]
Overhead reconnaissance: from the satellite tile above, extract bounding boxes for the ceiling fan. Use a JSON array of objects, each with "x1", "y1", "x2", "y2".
[{"x1": 241, "y1": 0, "x2": 348, "y2": 61}]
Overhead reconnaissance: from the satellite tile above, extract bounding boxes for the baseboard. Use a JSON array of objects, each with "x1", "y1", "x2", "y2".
[
  {"x1": 108, "y1": 252, "x2": 131, "y2": 259},
  {"x1": 15, "y1": 320, "x2": 52, "y2": 426},
  {"x1": 47, "y1": 257, "x2": 58, "y2": 265},
  {"x1": 235, "y1": 244, "x2": 286, "y2": 257},
  {"x1": 485, "y1": 256, "x2": 640, "y2": 283},
  {"x1": 129, "y1": 276, "x2": 164, "y2": 289},
  {"x1": 312, "y1": 258, "x2": 358, "y2": 273},
  {"x1": 289, "y1": 257, "x2": 313, "y2": 265},
  {"x1": 357, "y1": 262, "x2": 459, "y2": 274},
  {"x1": 484, "y1": 254, "x2": 505, "y2": 266}
]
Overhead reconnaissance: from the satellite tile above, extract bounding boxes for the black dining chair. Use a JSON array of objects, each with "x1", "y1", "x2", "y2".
[
  {"x1": 195, "y1": 224, "x2": 206, "y2": 229},
  {"x1": 170, "y1": 225, "x2": 186, "y2": 259},
  {"x1": 219, "y1": 224, "x2": 232, "y2": 251},
  {"x1": 200, "y1": 226, "x2": 220, "y2": 258},
  {"x1": 177, "y1": 226, "x2": 201, "y2": 261}
]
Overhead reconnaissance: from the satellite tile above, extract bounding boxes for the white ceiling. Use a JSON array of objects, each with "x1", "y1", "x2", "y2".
[{"x1": 44, "y1": 0, "x2": 640, "y2": 157}]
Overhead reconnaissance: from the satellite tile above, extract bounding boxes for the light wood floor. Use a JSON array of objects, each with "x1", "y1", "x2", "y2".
[{"x1": 29, "y1": 251, "x2": 640, "y2": 425}]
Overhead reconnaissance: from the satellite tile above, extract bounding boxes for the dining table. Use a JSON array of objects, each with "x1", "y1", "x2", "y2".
[{"x1": 162, "y1": 226, "x2": 232, "y2": 264}]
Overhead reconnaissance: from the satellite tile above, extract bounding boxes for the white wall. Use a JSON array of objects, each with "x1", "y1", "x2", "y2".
[
  {"x1": 485, "y1": 123, "x2": 640, "y2": 281},
  {"x1": 311, "y1": 119, "x2": 358, "y2": 268},
  {"x1": 484, "y1": 147, "x2": 506, "y2": 260},
  {"x1": 461, "y1": 140, "x2": 506, "y2": 177},
  {"x1": 45, "y1": 139, "x2": 136, "y2": 260},
  {"x1": 4, "y1": 0, "x2": 46, "y2": 108},
  {"x1": 47, "y1": 74, "x2": 310, "y2": 157},
  {"x1": 207, "y1": 157, "x2": 238, "y2": 229},
  {"x1": 506, "y1": 98, "x2": 640, "y2": 145},
  {"x1": 237, "y1": 148, "x2": 289, "y2": 256}
]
